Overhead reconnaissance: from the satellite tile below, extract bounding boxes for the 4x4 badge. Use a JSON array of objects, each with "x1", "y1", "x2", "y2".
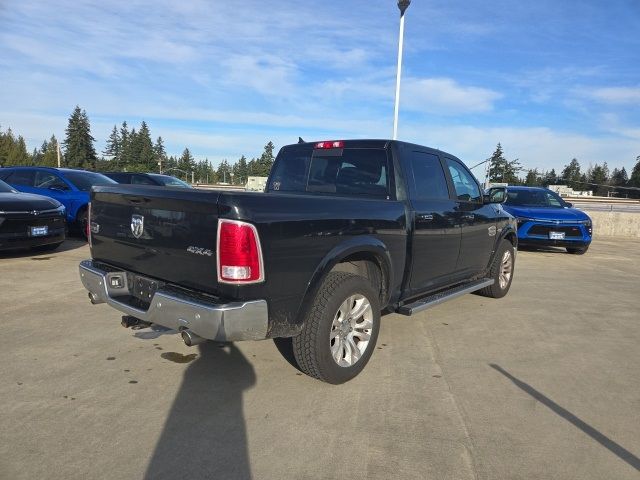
[
  {"x1": 488, "y1": 226, "x2": 497, "y2": 236},
  {"x1": 131, "y1": 214, "x2": 144, "y2": 239}
]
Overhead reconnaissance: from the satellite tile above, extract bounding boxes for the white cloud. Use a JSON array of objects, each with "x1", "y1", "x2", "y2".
[
  {"x1": 581, "y1": 86, "x2": 640, "y2": 105},
  {"x1": 401, "y1": 78, "x2": 502, "y2": 114}
]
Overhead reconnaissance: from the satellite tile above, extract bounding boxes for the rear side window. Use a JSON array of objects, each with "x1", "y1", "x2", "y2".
[
  {"x1": 269, "y1": 147, "x2": 389, "y2": 198},
  {"x1": 35, "y1": 171, "x2": 69, "y2": 190},
  {"x1": 132, "y1": 175, "x2": 156, "y2": 185},
  {"x1": 409, "y1": 152, "x2": 449, "y2": 200},
  {"x1": 446, "y1": 159, "x2": 482, "y2": 202},
  {"x1": 5, "y1": 170, "x2": 35, "y2": 187}
]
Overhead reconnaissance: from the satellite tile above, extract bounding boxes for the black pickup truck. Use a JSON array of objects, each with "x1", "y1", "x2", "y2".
[{"x1": 79, "y1": 139, "x2": 517, "y2": 383}]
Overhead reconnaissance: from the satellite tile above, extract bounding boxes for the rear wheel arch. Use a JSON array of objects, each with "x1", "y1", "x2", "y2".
[{"x1": 294, "y1": 241, "x2": 393, "y2": 328}]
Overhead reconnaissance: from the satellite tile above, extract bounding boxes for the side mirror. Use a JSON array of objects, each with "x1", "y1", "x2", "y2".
[
  {"x1": 564, "y1": 201, "x2": 573, "y2": 208},
  {"x1": 485, "y1": 188, "x2": 506, "y2": 204}
]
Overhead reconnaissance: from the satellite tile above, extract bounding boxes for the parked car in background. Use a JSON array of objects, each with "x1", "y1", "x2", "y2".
[
  {"x1": 0, "y1": 178, "x2": 66, "y2": 251},
  {"x1": 102, "y1": 172, "x2": 192, "y2": 188},
  {"x1": 487, "y1": 186, "x2": 592, "y2": 254},
  {"x1": 0, "y1": 167, "x2": 116, "y2": 237}
]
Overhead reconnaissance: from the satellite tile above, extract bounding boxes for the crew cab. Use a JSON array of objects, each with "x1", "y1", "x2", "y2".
[{"x1": 79, "y1": 140, "x2": 517, "y2": 384}]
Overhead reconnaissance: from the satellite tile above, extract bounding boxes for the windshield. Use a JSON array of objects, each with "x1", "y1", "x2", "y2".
[
  {"x1": 149, "y1": 174, "x2": 192, "y2": 188},
  {"x1": 0, "y1": 179, "x2": 17, "y2": 193},
  {"x1": 63, "y1": 171, "x2": 117, "y2": 191},
  {"x1": 505, "y1": 189, "x2": 565, "y2": 208}
]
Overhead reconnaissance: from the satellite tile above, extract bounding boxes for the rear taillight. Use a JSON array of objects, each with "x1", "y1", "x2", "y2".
[
  {"x1": 217, "y1": 219, "x2": 264, "y2": 284},
  {"x1": 86, "y1": 202, "x2": 91, "y2": 246}
]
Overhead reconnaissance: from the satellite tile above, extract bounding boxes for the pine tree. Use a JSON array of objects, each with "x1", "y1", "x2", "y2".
[
  {"x1": 234, "y1": 155, "x2": 249, "y2": 184},
  {"x1": 41, "y1": 135, "x2": 60, "y2": 167},
  {"x1": 524, "y1": 169, "x2": 541, "y2": 186},
  {"x1": 134, "y1": 121, "x2": 155, "y2": 171},
  {"x1": 0, "y1": 127, "x2": 15, "y2": 167},
  {"x1": 589, "y1": 163, "x2": 609, "y2": 195},
  {"x1": 119, "y1": 121, "x2": 130, "y2": 169},
  {"x1": 103, "y1": 125, "x2": 121, "y2": 164},
  {"x1": 153, "y1": 136, "x2": 166, "y2": 173},
  {"x1": 257, "y1": 141, "x2": 275, "y2": 176},
  {"x1": 6, "y1": 135, "x2": 30, "y2": 166},
  {"x1": 177, "y1": 148, "x2": 195, "y2": 179},
  {"x1": 216, "y1": 159, "x2": 232, "y2": 183},
  {"x1": 63, "y1": 106, "x2": 97, "y2": 169},
  {"x1": 630, "y1": 156, "x2": 640, "y2": 188},
  {"x1": 487, "y1": 143, "x2": 522, "y2": 184},
  {"x1": 542, "y1": 168, "x2": 558, "y2": 186},
  {"x1": 610, "y1": 167, "x2": 628, "y2": 186},
  {"x1": 560, "y1": 158, "x2": 582, "y2": 188}
]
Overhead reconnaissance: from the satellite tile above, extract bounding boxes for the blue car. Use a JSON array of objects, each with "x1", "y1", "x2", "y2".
[
  {"x1": 487, "y1": 186, "x2": 592, "y2": 254},
  {"x1": 0, "y1": 167, "x2": 116, "y2": 236}
]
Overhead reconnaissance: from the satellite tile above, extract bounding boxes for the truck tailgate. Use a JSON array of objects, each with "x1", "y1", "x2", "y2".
[{"x1": 89, "y1": 186, "x2": 221, "y2": 295}]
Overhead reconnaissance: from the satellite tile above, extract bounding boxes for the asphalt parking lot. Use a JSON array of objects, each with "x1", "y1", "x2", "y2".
[{"x1": 1, "y1": 237, "x2": 639, "y2": 480}]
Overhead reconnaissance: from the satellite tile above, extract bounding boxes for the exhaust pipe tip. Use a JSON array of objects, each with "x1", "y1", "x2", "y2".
[
  {"x1": 88, "y1": 292, "x2": 100, "y2": 304},
  {"x1": 181, "y1": 329, "x2": 206, "y2": 347}
]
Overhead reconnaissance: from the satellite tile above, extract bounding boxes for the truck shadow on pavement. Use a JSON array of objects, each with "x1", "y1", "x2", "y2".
[
  {"x1": 145, "y1": 343, "x2": 256, "y2": 480},
  {"x1": 490, "y1": 363, "x2": 640, "y2": 472}
]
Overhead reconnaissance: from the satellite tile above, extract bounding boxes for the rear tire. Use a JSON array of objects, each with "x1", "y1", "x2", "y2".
[
  {"x1": 292, "y1": 272, "x2": 380, "y2": 384},
  {"x1": 477, "y1": 239, "x2": 515, "y2": 299},
  {"x1": 76, "y1": 207, "x2": 88, "y2": 240},
  {"x1": 567, "y1": 246, "x2": 589, "y2": 255}
]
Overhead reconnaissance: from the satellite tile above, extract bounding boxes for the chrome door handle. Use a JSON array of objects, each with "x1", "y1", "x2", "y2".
[
  {"x1": 417, "y1": 214, "x2": 434, "y2": 221},
  {"x1": 461, "y1": 213, "x2": 475, "y2": 220}
]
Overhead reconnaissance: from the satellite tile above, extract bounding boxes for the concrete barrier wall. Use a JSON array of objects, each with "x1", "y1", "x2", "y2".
[{"x1": 590, "y1": 211, "x2": 640, "y2": 238}]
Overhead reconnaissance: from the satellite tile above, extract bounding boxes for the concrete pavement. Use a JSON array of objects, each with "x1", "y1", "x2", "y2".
[{"x1": 1, "y1": 237, "x2": 639, "y2": 479}]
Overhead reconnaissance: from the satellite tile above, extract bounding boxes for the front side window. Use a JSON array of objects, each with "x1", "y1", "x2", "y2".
[
  {"x1": 6, "y1": 170, "x2": 35, "y2": 187},
  {"x1": 409, "y1": 152, "x2": 449, "y2": 200},
  {"x1": 446, "y1": 159, "x2": 481, "y2": 202}
]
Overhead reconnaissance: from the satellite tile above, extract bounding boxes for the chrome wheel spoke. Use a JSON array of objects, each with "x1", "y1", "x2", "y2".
[
  {"x1": 349, "y1": 297, "x2": 370, "y2": 321},
  {"x1": 347, "y1": 336, "x2": 361, "y2": 362},
  {"x1": 353, "y1": 330, "x2": 371, "y2": 342}
]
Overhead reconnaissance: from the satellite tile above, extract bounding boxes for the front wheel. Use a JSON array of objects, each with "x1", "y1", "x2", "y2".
[
  {"x1": 477, "y1": 239, "x2": 515, "y2": 299},
  {"x1": 292, "y1": 272, "x2": 380, "y2": 384}
]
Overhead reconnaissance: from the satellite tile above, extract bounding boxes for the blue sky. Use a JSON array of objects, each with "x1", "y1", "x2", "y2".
[{"x1": 1, "y1": 0, "x2": 639, "y2": 174}]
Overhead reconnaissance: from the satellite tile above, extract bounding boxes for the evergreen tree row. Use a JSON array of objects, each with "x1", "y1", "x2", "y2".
[
  {"x1": 0, "y1": 106, "x2": 276, "y2": 186},
  {"x1": 485, "y1": 143, "x2": 640, "y2": 198}
]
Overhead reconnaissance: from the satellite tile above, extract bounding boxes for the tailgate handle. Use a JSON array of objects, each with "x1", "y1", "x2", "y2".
[{"x1": 124, "y1": 196, "x2": 150, "y2": 204}]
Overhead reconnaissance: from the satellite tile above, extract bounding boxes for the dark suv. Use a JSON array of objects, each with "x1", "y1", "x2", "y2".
[{"x1": 102, "y1": 172, "x2": 192, "y2": 188}]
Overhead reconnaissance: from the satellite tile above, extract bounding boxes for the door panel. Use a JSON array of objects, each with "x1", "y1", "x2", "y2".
[
  {"x1": 445, "y1": 158, "x2": 495, "y2": 275},
  {"x1": 404, "y1": 150, "x2": 461, "y2": 294}
]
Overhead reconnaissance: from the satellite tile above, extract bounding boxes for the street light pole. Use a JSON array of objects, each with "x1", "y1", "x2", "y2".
[{"x1": 393, "y1": 0, "x2": 411, "y2": 140}]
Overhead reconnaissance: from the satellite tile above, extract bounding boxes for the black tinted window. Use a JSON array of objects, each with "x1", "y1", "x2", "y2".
[
  {"x1": 34, "y1": 171, "x2": 69, "y2": 190},
  {"x1": 6, "y1": 170, "x2": 35, "y2": 187},
  {"x1": 269, "y1": 146, "x2": 389, "y2": 198},
  {"x1": 506, "y1": 189, "x2": 564, "y2": 208},
  {"x1": 0, "y1": 179, "x2": 16, "y2": 192},
  {"x1": 63, "y1": 171, "x2": 116, "y2": 191},
  {"x1": 410, "y1": 152, "x2": 449, "y2": 200},
  {"x1": 132, "y1": 175, "x2": 157, "y2": 185},
  {"x1": 446, "y1": 159, "x2": 481, "y2": 202}
]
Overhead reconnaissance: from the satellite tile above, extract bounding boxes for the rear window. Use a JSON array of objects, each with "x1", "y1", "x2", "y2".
[
  {"x1": 268, "y1": 146, "x2": 390, "y2": 198},
  {"x1": 63, "y1": 171, "x2": 116, "y2": 191}
]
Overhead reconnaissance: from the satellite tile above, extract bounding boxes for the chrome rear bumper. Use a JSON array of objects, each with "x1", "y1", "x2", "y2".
[{"x1": 79, "y1": 260, "x2": 268, "y2": 342}]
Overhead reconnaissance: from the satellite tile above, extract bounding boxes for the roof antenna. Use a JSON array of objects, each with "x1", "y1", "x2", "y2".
[{"x1": 298, "y1": 137, "x2": 305, "y2": 144}]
